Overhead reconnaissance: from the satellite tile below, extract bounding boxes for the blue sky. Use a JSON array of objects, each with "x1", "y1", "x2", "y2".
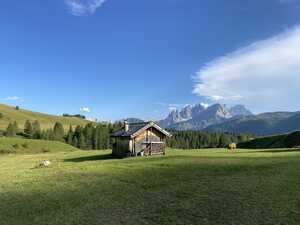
[{"x1": 1, "y1": 0, "x2": 300, "y2": 121}]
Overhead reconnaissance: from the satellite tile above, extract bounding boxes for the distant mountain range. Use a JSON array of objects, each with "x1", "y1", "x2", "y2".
[
  {"x1": 158, "y1": 104, "x2": 252, "y2": 130},
  {"x1": 158, "y1": 104, "x2": 300, "y2": 136},
  {"x1": 121, "y1": 118, "x2": 145, "y2": 123},
  {"x1": 204, "y1": 111, "x2": 300, "y2": 136}
]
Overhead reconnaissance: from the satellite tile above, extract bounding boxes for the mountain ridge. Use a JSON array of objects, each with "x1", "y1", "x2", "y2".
[
  {"x1": 158, "y1": 103, "x2": 252, "y2": 130},
  {"x1": 205, "y1": 111, "x2": 300, "y2": 136},
  {"x1": 158, "y1": 103, "x2": 300, "y2": 136}
]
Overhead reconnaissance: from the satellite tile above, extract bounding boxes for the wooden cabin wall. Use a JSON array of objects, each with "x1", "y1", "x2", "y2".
[
  {"x1": 134, "y1": 131, "x2": 147, "y2": 154},
  {"x1": 112, "y1": 137, "x2": 131, "y2": 157},
  {"x1": 148, "y1": 129, "x2": 164, "y2": 142},
  {"x1": 133, "y1": 128, "x2": 165, "y2": 154}
]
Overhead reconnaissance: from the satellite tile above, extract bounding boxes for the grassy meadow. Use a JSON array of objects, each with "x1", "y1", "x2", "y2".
[
  {"x1": 1, "y1": 147, "x2": 300, "y2": 225},
  {"x1": 0, "y1": 104, "x2": 89, "y2": 130},
  {"x1": 0, "y1": 137, "x2": 78, "y2": 154}
]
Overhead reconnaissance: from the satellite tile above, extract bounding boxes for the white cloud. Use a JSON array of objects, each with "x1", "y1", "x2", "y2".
[
  {"x1": 200, "y1": 103, "x2": 209, "y2": 109},
  {"x1": 168, "y1": 107, "x2": 177, "y2": 112},
  {"x1": 155, "y1": 102, "x2": 181, "y2": 111},
  {"x1": 86, "y1": 117, "x2": 98, "y2": 122},
  {"x1": 168, "y1": 104, "x2": 180, "y2": 112},
  {"x1": 193, "y1": 26, "x2": 300, "y2": 112},
  {"x1": 80, "y1": 107, "x2": 91, "y2": 113},
  {"x1": 65, "y1": 0, "x2": 106, "y2": 16},
  {"x1": 4, "y1": 96, "x2": 21, "y2": 101},
  {"x1": 279, "y1": 0, "x2": 296, "y2": 4}
]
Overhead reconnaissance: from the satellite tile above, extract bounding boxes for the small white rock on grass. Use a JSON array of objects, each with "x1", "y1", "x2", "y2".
[{"x1": 38, "y1": 160, "x2": 52, "y2": 168}]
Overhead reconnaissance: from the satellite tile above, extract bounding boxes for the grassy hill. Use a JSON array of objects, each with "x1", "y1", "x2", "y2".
[
  {"x1": 238, "y1": 131, "x2": 300, "y2": 149},
  {"x1": 0, "y1": 104, "x2": 90, "y2": 130},
  {"x1": 0, "y1": 137, "x2": 78, "y2": 154},
  {"x1": 1, "y1": 148, "x2": 300, "y2": 225}
]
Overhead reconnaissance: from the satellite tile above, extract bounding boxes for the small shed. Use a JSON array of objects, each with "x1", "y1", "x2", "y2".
[{"x1": 111, "y1": 121, "x2": 172, "y2": 157}]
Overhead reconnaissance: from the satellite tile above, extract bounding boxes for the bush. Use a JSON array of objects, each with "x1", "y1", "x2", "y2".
[
  {"x1": 22, "y1": 143, "x2": 29, "y2": 149},
  {"x1": 0, "y1": 149, "x2": 16, "y2": 154},
  {"x1": 0, "y1": 113, "x2": 3, "y2": 119},
  {"x1": 12, "y1": 144, "x2": 20, "y2": 149},
  {"x1": 42, "y1": 148, "x2": 50, "y2": 153}
]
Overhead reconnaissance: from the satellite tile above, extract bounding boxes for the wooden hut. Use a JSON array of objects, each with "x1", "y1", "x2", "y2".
[{"x1": 111, "y1": 121, "x2": 172, "y2": 157}]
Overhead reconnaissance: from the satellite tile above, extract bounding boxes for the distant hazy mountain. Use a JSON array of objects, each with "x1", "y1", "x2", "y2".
[
  {"x1": 158, "y1": 104, "x2": 252, "y2": 130},
  {"x1": 122, "y1": 118, "x2": 145, "y2": 123},
  {"x1": 205, "y1": 111, "x2": 300, "y2": 136},
  {"x1": 227, "y1": 105, "x2": 253, "y2": 117},
  {"x1": 159, "y1": 104, "x2": 206, "y2": 128}
]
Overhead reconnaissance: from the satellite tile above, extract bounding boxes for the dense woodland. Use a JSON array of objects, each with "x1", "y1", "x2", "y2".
[
  {"x1": 167, "y1": 130, "x2": 255, "y2": 149},
  {"x1": 2, "y1": 121, "x2": 254, "y2": 150},
  {"x1": 3, "y1": 120, "x2": 122, "y2": 150}
]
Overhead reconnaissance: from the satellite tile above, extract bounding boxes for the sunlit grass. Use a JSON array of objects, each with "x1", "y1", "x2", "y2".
[{"x1": 1, "y1": 148, "x2": 300, "y2": 225}]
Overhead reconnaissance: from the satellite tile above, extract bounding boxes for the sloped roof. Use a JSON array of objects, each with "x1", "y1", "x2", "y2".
[{"x1": 111, "y1": 122, "x2": 172, "y2": 138}]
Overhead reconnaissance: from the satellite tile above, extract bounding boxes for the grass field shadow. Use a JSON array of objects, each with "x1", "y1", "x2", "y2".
[
  {"x1": 65, "y1": 154, "x2": 116, "y2": 163},
  {"x1": 252, "y1": 148, "x2": 300, "y2": 154}
]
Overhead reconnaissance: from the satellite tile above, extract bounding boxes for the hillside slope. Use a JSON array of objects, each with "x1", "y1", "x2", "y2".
[
  {"x1": 0, "y1": 137, "x2": 79, "y2": 154},
  {"x1": 0, "y1": 104, "x2": 90, "y2": 130},
  {"x1": 238, "y1": 131, "x2": 300, "y2": 149}
]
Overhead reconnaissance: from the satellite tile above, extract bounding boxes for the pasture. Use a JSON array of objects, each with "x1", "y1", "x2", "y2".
[
  {"x1": 1, "y1": 148, "x2": 300, "y2": 225},
  {"x1": 0, "y1": 104, "x2": 89, "y2": 130},
  {"x1": 0, "y1": 137, "x2": 78, "y2": 154}
]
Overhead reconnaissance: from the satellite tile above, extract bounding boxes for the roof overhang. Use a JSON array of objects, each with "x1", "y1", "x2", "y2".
[{"x1": 130, "y1": 122, "x2": 172, "y2": 139}]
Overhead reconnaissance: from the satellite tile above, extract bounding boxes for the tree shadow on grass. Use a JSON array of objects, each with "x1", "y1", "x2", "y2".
[
  {"x1": 248, "y1": 149, "x2": 300, "y2": 154},
  {"x1": 65, "y1": 154, "x2": 117, "y2": 163}
]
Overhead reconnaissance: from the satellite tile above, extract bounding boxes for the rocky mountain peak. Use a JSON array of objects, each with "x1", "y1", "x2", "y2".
[
  {"x1": 180, "y1": 105, "x2": 193, "y2": 120},
  {"x1": 158, "y1": 103, "x2": 253, "y2": 130},
  {"x1": 228, "y1": 105, "x2": 252, "y2": 117}
]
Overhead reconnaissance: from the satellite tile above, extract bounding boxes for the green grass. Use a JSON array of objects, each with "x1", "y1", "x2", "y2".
[
  {"x1": 0, "y1": 103, "x2": 89, "y2": 130},
  {"x1": 1, "y1": 148, "x2": 300, "y2": 225},
  {"x1": 0, "y1": 137, "x2": 78, "y2": 154}
]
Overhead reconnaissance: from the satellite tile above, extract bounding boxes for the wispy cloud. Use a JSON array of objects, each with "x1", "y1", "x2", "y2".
[
  {"x1": 65, "y1": 0, "x2": 106, "y2": 16},
  {"x1": 168, "y1": 104, "x2": 181, "y2": 111},
  {"x1": 193, "y1": 26, "x2": 300, "y2": 111},
  {"x1": 4, "y1": 96, "x2": 21, "y2": 101},
  {"x1": 156, "y1": 103, "x2": 180, "y2": 111},
  {"x1": 80, "y1": 107, "x2": 91, "y2": 113},
  {"x1": 279, "y1": 0, "x2": 297, "y2": 4}
]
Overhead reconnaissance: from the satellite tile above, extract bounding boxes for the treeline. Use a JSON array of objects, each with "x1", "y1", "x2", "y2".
[
  {"x1": 62, "y1": 114, "x2": 86, "y2": 119},
  {"x1": 4, "y1": 121, "x2": 255, "y2": 150},
  {"x1": 4, "y1": 120, "x2": 122, "y2": 150},
  {"x1": 166, "y1": 130, "x2": 254, "y2": 149}
]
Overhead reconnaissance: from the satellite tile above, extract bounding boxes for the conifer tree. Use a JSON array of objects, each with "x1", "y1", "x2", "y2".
[
  {"x1": 84, "y1": 123, "x2": 94, "y2": 149},
  {"x1": 6, "y1": 123, "x2": 16, "y2": 137},
  {"x1": 32, "y1": 120, "x2": 41, "y2": 139},
  {"x1": 67, "y1": 125, "x2": 74, "y2": 145},
  {"x1": 24, "y1": 120, "x2": 33, "y2": 138},
  {"x1": 78, "y1": 133, "x2": 86, "y2": 149},
  {"x1": 72, "y1": 136, "x2": 79, "y2": 148},
  {"x1": 92, "y1": 126, "x2": 100, "y2": 149},
  {"x1": 53, "y1": 122, "x2": 65, "y2": 142}
]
